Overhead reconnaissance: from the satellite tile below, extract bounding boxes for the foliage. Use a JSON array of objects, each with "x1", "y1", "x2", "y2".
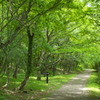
[
  {"x1": 87, "y1": 71, "x2": 100, "y2": 99},
  {"x1": 0, "y1": 0, "x2": 100, "y2": 92}
]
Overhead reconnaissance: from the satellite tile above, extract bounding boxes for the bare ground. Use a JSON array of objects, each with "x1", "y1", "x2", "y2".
[{"x1": 41, "y1": 69, "x2": 95, "y2": 100}]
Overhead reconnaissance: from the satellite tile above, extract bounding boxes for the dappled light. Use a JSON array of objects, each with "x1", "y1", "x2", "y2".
[
  {"x1": 45, "y1": 70, "x2": 93, "y2": 100},
  {"x1": 72, "y1": 77, "x2": 80, "y2": 80},
  {"x1": 0, "y1": 0, "x2": 100, "y2": 99},
  {"x1": 79, "y1": 87, "x2": 88, "y2": 91},
  {"x1": 83, "y1": 75, "x2": 90, "y2": 78}
]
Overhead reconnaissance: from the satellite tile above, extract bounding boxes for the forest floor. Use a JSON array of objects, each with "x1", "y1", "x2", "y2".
[
  {"x1": 41, "y1": 69, "x2": 99, "y2": 100},
  {"x1": 1, "y1": 69, "x2": 100, "y2": 100}
]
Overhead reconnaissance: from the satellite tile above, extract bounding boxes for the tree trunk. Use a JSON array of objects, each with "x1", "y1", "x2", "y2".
[
  {"x1": 36, "y1": 51, "x2": 45, "y2": 80},
  {"x1": 37, "y1": 70, "x2": 41, "y2": 81},
  {"x1": 13, "y1": 65, "x2": 18, "y2": 78},
  {"x1": 13, "y1": 59, "x2": 20, "y2": 78},
  {"x1": 18, "y1": 27, "x2": 34, "y2": 90},
  {"x1": 52, "y1": 65, "x2": 56, "y2": 76},
  {"x1": 2, "y1": 62, "x2": 10, "y2": 89}
]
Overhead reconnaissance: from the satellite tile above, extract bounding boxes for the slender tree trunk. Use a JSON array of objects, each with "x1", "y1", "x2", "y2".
[
  {"x1": 2, "y1": 56, "x2": 10, "y2": 89},
  {"x1": 2, "y1": 65, "x2": 10, "y2": 89},
  {"x1": 13, "y1": 65, "x2": 18, "y2": 78},
  {"x1": 52, "y1": 66, "x2": 56, "y2": 76},
  {"x1": 13, "y1": 59, "x2": 20, "y2": 78},
  {"x1": 18, "y1": 27, "x2": 34, "y2": 90},
  {"x1": 36, "y1": 51, "x2": 45, "y2": 80},
  {"x1": 37, "y1": 70, "x2": 41, "y2": 81}
]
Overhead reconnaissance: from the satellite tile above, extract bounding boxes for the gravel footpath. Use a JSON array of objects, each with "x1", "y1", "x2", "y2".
[{"x1": 41, "y1": 69, "x2": 93, "y2": 100}]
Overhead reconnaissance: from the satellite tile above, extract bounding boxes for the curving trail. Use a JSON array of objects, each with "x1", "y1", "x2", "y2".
[{"x1": 42, "y1": 69, "x2": 93, "y2": 100}]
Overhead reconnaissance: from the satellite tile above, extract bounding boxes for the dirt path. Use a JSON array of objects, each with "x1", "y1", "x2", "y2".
[{"x1": 41, "y1": 69, "x2": 93, "y2": 100}]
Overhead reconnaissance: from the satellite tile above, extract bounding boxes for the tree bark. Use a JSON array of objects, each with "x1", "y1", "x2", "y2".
[
  {"x1": 2, "y1": 65, "x2": 10, "y2": 89},
  {"x1": 13, "y1": 65, "x2": 18, "y2": 78},
  {"x1": 37, "y1": 70, "x2": 41, "y2": 81},
  {"x1": 18, "y1": 27, "x2": 34, "y2": 90}
]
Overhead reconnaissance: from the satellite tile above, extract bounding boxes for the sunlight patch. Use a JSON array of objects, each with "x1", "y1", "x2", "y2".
[
  {"x1": 89, "y1": 88, "x2": 100, "y2": 92},
  {"x1": 41, "y1": 90, "x2": 45, "y2": 91},
  {"x1": 79, "y1": 87, "x2": 88, "y2": 91},
  {"x1": 84, "y1": 75, "x2": 90, "y2": 78}
]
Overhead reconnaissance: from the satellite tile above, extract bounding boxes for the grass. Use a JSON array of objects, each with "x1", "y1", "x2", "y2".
[
  {"x1": 0, "y1": 73, "x2": 77, "y2": 100},
  {"x1": 86, "y1": 71, "x2": 100, "y2": 100}
]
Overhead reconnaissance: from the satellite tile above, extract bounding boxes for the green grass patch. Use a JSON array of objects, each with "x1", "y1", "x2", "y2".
[
  {"x1": 0, "y1": 73, "x2": 77, "y2": 100},
  {"x1": 87, "y1": 71, "x2": 100, "y2": 99},
  {"x1": 26, "y1": 74, "x2": 77, "y2": 91}
]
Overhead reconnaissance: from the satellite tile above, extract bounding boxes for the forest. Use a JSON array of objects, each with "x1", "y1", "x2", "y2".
[{"x1": 0, "y1": 0, "x2": 100, "y2": 100}]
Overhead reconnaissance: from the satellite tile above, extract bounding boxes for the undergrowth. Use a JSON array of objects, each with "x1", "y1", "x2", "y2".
[
  {"x1": 0, "y1": 73, "x2": 77, "y2": 100},
  {"x1": 87, "y1": 70, "x2": 100, "y2": 100}
]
